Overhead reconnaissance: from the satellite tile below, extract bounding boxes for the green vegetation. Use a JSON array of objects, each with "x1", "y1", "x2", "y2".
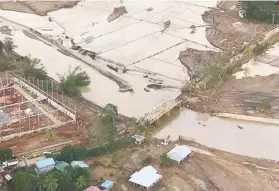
[
  {"x1": 136, "y1": 120, "x2": 154, "y2": 135},
  {"x1": 160, "y1": 153, "x2": 172, "y2": 167},
  {"x1": 0, "y1": 38, "x2": 91, "y2": 97},
  {"x1": 142, "y1": 155, "x2": 153, "y2": 164},
  {"x1": 58, "y1": 66, "x2": 91, "y2": 96},
  {"x1": 91, "y1": 103, "x2": 119, "y2": 147},
  {"x1": 257, "y1": 101, "x2": 271, "y2": 113},
  {"x1": 12, "y1": 166, "x2": 90, "y2": 191},
  {"x1": 238, "y1": 1, "x2": 279, "y2": 24},
  {"x1": 0, "y1": 147, "x2": 13, "y2": 163}
]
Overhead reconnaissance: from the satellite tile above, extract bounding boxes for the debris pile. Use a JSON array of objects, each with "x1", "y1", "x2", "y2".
[{"x1": 107, "y1": 6, "x2": 128, "y2": 22}]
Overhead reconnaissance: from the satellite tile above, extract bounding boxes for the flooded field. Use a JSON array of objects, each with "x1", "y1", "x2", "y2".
[
  {"x1": 0, "y1": 0, "x2": 219, "y2": 117},
  {"x1": 155, "y1": 108, "x2": 279, "y2": 160}
]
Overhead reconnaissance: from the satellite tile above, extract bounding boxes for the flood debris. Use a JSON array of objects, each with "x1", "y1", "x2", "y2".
[
  {"x1": 161, "y1": 20, "x2": 171, "y2": 33},
  {"x1": 107, "y1": 64, "x2": 119, "y2": 72},
  {"x1": 107, "y1": 6, "x2": 128, "y2": 22},
  {"x1": 237, "y1": 125, "x2": 244, "y2": 130}
]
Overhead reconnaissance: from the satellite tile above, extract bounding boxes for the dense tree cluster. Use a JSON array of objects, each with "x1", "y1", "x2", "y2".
[
  {"x1": 12, "y1": 166, "x2": 89, "y2": 191},
  {"x1": 0, "y1": 148, "x2": 13, "y2": 163},
  {"x1": 238, "y1": 1, "x2": 279, "y2": 24}
]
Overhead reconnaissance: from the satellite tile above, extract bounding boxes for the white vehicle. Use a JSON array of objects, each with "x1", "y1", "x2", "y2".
[
  {"x1": 2, "y1": 159, "x2": 18, "y2": 168},
  {"x1": 43, "y1": 151, "x2": 52, "y2": 156}
]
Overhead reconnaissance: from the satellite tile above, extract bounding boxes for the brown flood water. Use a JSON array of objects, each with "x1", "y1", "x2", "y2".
[{"x1": 155, "y1": 108, "x2": 279, "y2": 160}]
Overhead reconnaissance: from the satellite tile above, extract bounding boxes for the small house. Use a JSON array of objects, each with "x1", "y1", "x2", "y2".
[
  {"x1": 167, "y1": 145, "x2": 191, "y2": 163},
  {"x1": 71, "y1": 161, "x2": 89, "y2": 168},
  {"x1": 55, "y1": 161, "x2": 69, "y2": 173},
  {"x1": 132, "y1": 134, "x2": 145, "y2": 145},
  {"x1": 100, "y1": 180, "x2": 115, "y2": 190},
  {"x1": 4, "y1": 174, "x2": 12, "y2": 182},
  {"x1": 35, "y1": 158, "x2": 55, "y2": 174},
  {"x1": 129, "y1": 166, "x2": 162, "y2": 190}
]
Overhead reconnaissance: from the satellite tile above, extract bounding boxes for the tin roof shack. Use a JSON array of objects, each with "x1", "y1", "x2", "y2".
[
  {"x1": 129, "y1": 166, "x2": 162, "y2": 190},
  {"x1": 35, "y1": 158, "x2": 55, "y2": 174},
  {"x1": 71, "y1": 161, "x2": 89, "y2": 168},
  {"x1": 55, "y1": 161, "x2": 69, "y2": 173},
  {"x1": 132, "y1": 135, "x2": 145, "y2": 145},
  {"x1": 100, "y1": 180, "x2": 115, "y2": 190},
  {"x1": 4, "y1": 174, "x2": 12, "y2": 183},
  {"x1": 84, "y1": 186, "x2": 107, "y2": 191},
  {"x1": 167, "y1": 145, "x2": 192, "y2": 164}
]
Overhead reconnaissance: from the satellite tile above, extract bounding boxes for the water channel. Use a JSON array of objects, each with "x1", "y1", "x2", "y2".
[{"x1": 155, "y1": 108, "x2": 279, "y2": 161}]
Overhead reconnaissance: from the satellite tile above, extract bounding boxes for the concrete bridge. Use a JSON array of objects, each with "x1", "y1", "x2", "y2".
[{"x1": 143, "y1": 99, "x2": 182, "y2": 124}]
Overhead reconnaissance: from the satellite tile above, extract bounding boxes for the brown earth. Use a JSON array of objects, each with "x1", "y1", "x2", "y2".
[
  {"x1": 179, "y1": 1, "x2": 279, "y2": 118},
  {"x1": 0, "y1": 1, "x2": 79, "y2": 16},
  {"x1": 84, "y1": 139, "x2": 279, "y2": 191},
  {"x1": 179, "y1": 1, "x2": 273, "y2": 78}
]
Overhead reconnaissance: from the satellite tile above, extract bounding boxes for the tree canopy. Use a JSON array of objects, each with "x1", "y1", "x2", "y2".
[
  {"x1": 238, "y1": 1, "x2": 279, "y2": 24},
  {"x1": 0, "y1": 147, "x2": 13, "y2": 163},
  {"x1": 91, "y1": 103, "x2": 119, "y2": 146},
  {"x1": 58, "y1": 66, "x2": 91, "y2": 96}
]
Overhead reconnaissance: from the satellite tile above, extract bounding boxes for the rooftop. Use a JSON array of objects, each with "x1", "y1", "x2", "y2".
[
  {"x1": 71, "y1": 161, "x2": 89, "y2": 168},
  {"x1": 167, "y1": 145, "x2": 191, "y2": 163},
  {"x1": 129, "y1": 166, "x2": 162, "y2": 188},
  {"x1": 132, "y1": 134, "x2": 145, "y2": 142},
  {"x1": 55, "y1": 161, "x2": 69, "y2": 172},
  {"x1": 100, "y1": 180, "x2": 115, "y2": 189},
  {"x1": 36, "y1": 158, "x2": 55, "y2": 169}
]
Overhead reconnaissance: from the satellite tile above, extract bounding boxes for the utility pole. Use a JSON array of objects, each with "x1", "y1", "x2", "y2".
[{"x1": 272, "y1": 13, "x2": 275, "y2": 25}]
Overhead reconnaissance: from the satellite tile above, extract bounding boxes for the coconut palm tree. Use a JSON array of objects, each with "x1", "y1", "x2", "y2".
[
  {"x1": 74, "y1": 176, "x2": 87, "y2": 191},
  {"x1": 42, "y1": 173, "x2": 58, "y2": 191}
]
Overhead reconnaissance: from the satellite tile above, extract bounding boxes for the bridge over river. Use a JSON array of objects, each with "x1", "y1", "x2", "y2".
[{"x1": 143, "y1": 99, "x2": 182, "y2": 124}]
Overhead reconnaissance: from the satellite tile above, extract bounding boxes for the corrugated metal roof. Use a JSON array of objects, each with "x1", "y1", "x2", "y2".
[
  {"x1": 36, "y1": 158, "x2": 55, "y2": 169},
  {"x1": 100, "y1": 180, "x2": 115, "y2": 189},
  {"x1": 129, "y1": 166, "x2": 162, "y2": 188},
  {"x1": 167, "y1": 145, "x2": 191, "y2": 163},
  {"x1": 71, "y1": 161, "x2": 89, "y2": 168},
  {"x1": 55, "y1": 161, "x2": 69, "y2": 172}
]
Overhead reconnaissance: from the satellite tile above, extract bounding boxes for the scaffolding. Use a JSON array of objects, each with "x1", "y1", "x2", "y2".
[{"x1": 0, "y1": 72, "x2": 76, "y2": 142}]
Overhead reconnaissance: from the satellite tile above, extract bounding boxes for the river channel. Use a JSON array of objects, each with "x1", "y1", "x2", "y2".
[{"x1": 155, "y1": 108, "x2": 279, "y2": 161}]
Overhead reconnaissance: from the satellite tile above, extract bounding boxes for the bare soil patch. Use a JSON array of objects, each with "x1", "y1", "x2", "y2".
[
  {"x1": 0, "y1": 1, "x2": 79, "y2": 16},
  {"x1": 179, "y1": 1, "x2": 273, "y2": 78},
  {"x1": 84, "y1": 139, "x2": 279, "y2": 191}
]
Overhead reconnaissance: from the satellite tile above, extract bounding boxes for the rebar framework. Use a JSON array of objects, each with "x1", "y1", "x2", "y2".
[{"x1": 0, "y1": 72, "x2": 76, "y2": 142}]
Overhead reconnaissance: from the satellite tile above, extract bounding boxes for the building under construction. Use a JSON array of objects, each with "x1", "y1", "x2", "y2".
[{"x1": 0, "y1": 72, "x2": 76, "y2": 142}]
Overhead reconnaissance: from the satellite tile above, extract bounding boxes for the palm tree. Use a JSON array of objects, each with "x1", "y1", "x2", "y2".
[
  {"x1": 58, "y1": 66, "x2": 91, "y2": 96},
  {"x1": 42, "y1": 173, "x2": 58, "y2": 191},
  {"x1": 74, "y1": 176, "x2": 87, "y2": 191}
]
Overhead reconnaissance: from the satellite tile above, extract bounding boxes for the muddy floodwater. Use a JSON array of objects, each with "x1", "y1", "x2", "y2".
[{"x1": 155, "y1": 108, "x2": 279, "y2": 160}]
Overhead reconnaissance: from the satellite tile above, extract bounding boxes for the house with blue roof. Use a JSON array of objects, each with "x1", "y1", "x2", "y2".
[
  {"x1": 35, "y1": 158, "x2": 55, "y2": 174},
  {"x1": 100, "y1": 180, "x2": 115, "y2": 190}
]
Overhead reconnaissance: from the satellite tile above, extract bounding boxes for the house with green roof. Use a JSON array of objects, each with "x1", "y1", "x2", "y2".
[{"x1": 54, "y1": 161, "x2": 69, "y2": 173}]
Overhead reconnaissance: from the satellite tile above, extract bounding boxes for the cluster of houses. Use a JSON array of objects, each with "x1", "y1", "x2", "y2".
[
  {"x1": 34, "y1": 158, "x2": 115, "y2": 191},
  {"x1": 34, "y1": 144, "x2": 191, "y2": 190},
  {"x1": 128, "y1": 145, "x2": 192, "y2": 190}
]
